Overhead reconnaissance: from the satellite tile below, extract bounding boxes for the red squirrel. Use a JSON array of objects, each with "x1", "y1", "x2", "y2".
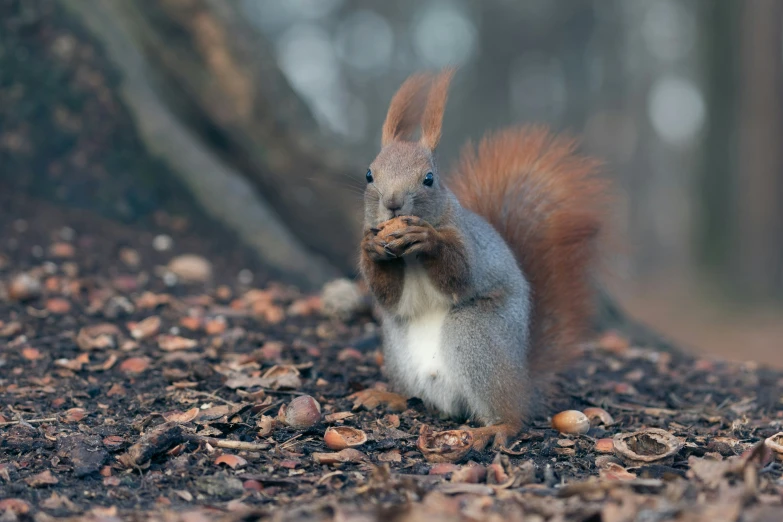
[{"x1": 356, "y1": 69, "x2": 607, "y2": 449}]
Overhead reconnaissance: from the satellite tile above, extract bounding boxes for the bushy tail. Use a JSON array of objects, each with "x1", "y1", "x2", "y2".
[{"x1": 450, "y1": 126, "x2": 606, "y2": 394}]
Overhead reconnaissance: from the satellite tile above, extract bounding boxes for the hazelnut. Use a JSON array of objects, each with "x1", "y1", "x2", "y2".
[
  {"x1": 583, "y1": 407, "x2": 614, "y2": 426},
  {"x1": 323, "y1": 426, "x2": 368, "y2": 450},
  {"x1": 166, "y1": 254, "x2": 212, "y2": 283},
  {"x1": 613, "y1": 428, "x2": 681, "y2": 465},
  {"x1": 551, "y1": 410, "x2": 590, "y2": 435},
  {"x1": 278, "y1": 395, "x2": 321, "y2": 429},
  {"x1": 417, "y1": 425, "x2": 473, "y2": 463},
  {"x1": 377, "y1": 217, "x2": 408, "y2": 242}
]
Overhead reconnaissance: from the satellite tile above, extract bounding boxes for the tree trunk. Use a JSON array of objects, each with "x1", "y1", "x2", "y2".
[{"x1": 735, "y1": 0, "x2": 783, "y2": 298}]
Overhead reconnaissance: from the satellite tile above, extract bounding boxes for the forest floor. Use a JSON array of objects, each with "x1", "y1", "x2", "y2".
[{"x1": 1, "y1": 192, "x2": 783, "y2": 522}]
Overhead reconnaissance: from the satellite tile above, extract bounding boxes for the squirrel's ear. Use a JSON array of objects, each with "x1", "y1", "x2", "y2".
[
  {"x1": 420, "y1": 68, "x2": 455, "y2": 152},
  {"x1": 381, "y1": 73, "x2": 432, "y2": 147}
]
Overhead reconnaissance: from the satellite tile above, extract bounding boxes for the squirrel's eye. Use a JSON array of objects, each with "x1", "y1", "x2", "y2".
[
  {"x1": 366, "y1": 169, "x2": 373, "y2": 183},
  {"x1": 423, "y1": 172, "x2": 434, "y2": 187}
]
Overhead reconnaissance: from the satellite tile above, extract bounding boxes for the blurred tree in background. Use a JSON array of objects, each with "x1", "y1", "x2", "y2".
[{"x1": 1, "y1": 0, "x2": 781, "y2": 358}]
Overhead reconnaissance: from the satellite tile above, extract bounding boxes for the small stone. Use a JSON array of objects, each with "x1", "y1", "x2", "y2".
[
  {"x1": 321, "y1": 279, "x2": 367, "y2": 320},
  {"x1": 167, "y1": 254, "x2": 212, "y2": 283},
  {"x1": 152, "y1": 234, "x2": 173, "y2": 252},
  {"x1": 237, "y1": 269, "x2": 254, "y2": 285},
  {"x1": 8, "y1": 273, "x2": 42, "y2": 301}
]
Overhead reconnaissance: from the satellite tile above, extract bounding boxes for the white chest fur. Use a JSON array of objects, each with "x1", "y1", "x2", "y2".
[{"x1": 388, "y1": 261, "x2": 458, "y2": 414}]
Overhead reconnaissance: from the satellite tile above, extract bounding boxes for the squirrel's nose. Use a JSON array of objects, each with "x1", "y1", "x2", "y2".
[{"x1": 383, "y1": 197, "x2": 402, "y2": 213}]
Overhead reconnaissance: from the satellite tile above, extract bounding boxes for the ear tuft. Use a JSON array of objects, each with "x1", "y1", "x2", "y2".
[
  {"x1": 420, "y1": 68, "x2": 455, "y2": 151},
  {"x1": 381, "y1": 73, "x2": 432, "y2": 146}
]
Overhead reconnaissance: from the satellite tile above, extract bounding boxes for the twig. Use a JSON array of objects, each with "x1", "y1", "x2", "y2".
[
  {"x1": 0, "y1": 417, "x2": 57, "y2": 427},
  {"x1": 279, "y1": 433, "x2": 303, "y2": 450},
  {"x1": 315, "y1": 471, "x2": 344, "y2": 486},
  {"x1": 185, "y1": 390, "x2": 241, "y2": 407},
  {"x1": 557, "y1": 478, "x2": 664, "y2": 497},
  {"x1": 185, "y1": 434, "x2": 269, "y2": 451}
]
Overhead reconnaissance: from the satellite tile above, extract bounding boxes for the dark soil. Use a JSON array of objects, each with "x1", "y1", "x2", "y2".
[{"x1": 1, "y1": 192, "x2": 782, "y2": 522}]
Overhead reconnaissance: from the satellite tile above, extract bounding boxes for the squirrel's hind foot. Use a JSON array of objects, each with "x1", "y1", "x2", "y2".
[
  {"x1": 347, "y1": 389, "x2": 408, "y2": 413},
  {"x1": 460, "y1": 423, "x2": 520, "y2": 451}
]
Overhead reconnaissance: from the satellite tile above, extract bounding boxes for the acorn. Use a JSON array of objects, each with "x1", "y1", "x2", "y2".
[
  {"x1": 323, "y1": 426, "x2": 368, "y2": 450},
  {"x1": 278, "y1": 395, "x2": 321, "y2": 429},
  {"x1": 551, "y1": 410, "x2": 590, "y2": 435}
]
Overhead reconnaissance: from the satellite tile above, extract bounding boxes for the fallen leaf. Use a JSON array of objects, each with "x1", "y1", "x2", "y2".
[
  {"x1": 261, "y1": 365, "x2": 302, "y2": 389},
  {"x1": 324, "y1": 412, "x2": 354, "y2": 423},
  {"x1": 24, "y1": 470, "x2": 59, "y2": 487},
  {"x1": 0, "y1": 498, "x2": 31, "y2": 514},
  {"x1": 40, "y1": 492, "x2": 78, "y2": 511},
  {"x1": 451, "y1": 463, "x2": 487, "y2": 484},
  {"x1": 22, "y1": 347, "x2": 43, "y2": 360},
  {"x1": 103, "y1": 436, "x2": 126, "y2": 451},
  {"x1": 0, "y1": 321, "x2": 23, "y2": 338},
  {"x1": 106, "y1": 383, "x2": 126, "y2": 397},
  {"x1": 204, "y1": 317, "x2": 227, "y2": 335},
  {"x1": 164, "y1": 408, "x2": 200, "y2": 424},
  {"x1": 687, "y1": 455, "x2": 743, "y2": 488},
  {"x1": 61, "y1": 408, "x2": 87, "y2": 423},
  {"x1": 429, "y1": 463, "x2": 461, "y2": 475},
  {"x1": 119, "y1": 357, "x2": 151, "y2": 374},
  {"x1": 158, "y1": 334, "x2": 198, "y2": 351},
  {"x1": 287, "y1": 295, "x2": 322, "y2": 316},
  {"x1": 49, "y1": 242, "x2": 75, "y2": 258},
  {"x1": 76, "y1": 323, "x2": 120, "y2": 351},
  {"x1": 179, "y1": 316, "x2": 203, "y2": 331},
  {"x1": 337, "y1": 348, "x2": 363, "y2": 361},
  {"x1": 174, "y1": 490, "x2": 194, "y2": 502},
  {"x1": 56, "y1": 352, "x2": 90, "y2": 371},
  {"x1": 599, "y1": 462, "x2": 637, "y2": 481},
  {"x1": 130, "y1": 315, "x2": 161, "y2": 340},
  {"x1": 378, "y1": 449, "x2": 402, "y2": 463},
  {"x1": 45, "y1": 297, "x2": 71, "y2": 314}
]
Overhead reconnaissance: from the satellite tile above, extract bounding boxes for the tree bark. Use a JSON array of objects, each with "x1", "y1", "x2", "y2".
[
  {"x1": 735, "y1": 0, "x2": 783, "y2": 298},
  {"x1": 95, "y1": 0, "x2": 363, "y2": 275}
]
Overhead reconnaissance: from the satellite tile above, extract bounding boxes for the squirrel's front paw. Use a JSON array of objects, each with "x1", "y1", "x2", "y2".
[
  {"x1": 383, "y1": 220, "x2": 438, "y2": 257},
  {"x1": 362, "y1": 230, "x2": 397, "y2": 261}
]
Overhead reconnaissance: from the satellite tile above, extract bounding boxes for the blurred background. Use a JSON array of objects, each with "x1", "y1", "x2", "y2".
[{"x1": 1, "y1": 0, "x2": 781, "y2": 365}]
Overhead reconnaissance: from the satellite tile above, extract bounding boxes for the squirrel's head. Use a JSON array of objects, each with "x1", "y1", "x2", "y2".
[{"x1": 364, "y1": 69, "x2": 454, "y2": 228}]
